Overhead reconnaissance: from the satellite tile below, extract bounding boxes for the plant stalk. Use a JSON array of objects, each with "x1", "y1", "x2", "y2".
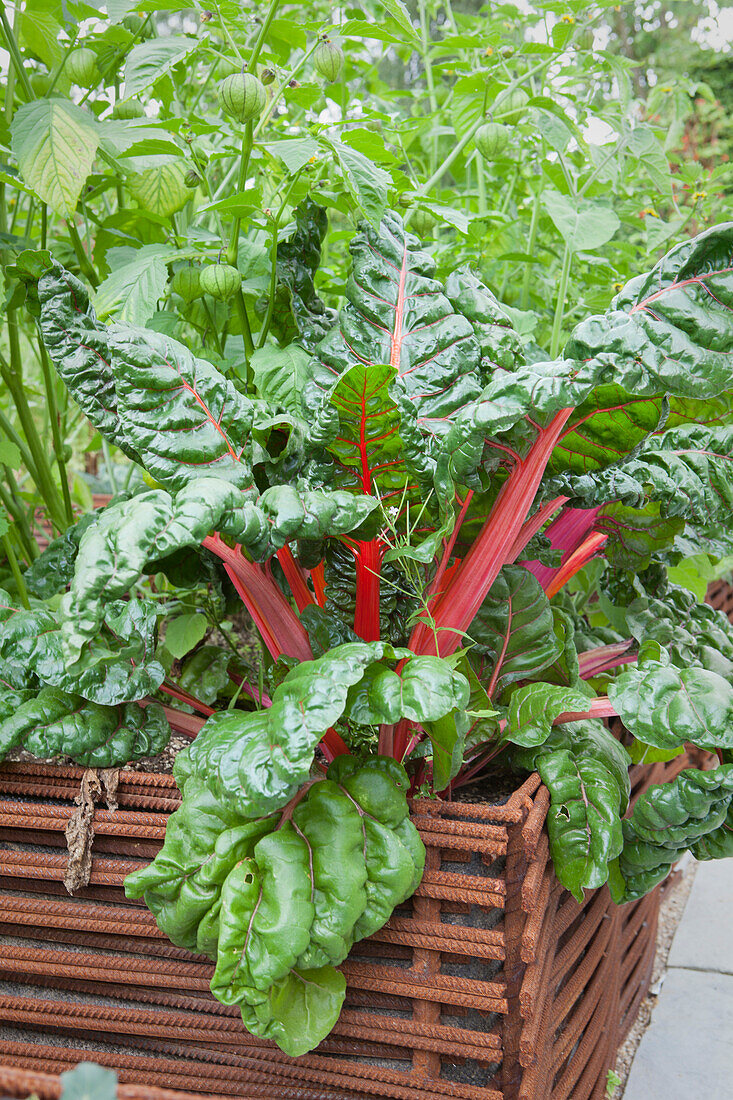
[
  {"x1": 2, "y1": 532, "x2": 30, "y2": 608},
  {"x1": 550, "y1": 242, "x2": 572, "y2": 359},
  {"x1": 38, "y1": 344, "x2": 74, "y2": 524}
]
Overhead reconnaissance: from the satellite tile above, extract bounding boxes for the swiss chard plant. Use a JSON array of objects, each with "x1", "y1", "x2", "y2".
[{"x1": 5, "y1": 209, "x2": 733, "y2": 1056}]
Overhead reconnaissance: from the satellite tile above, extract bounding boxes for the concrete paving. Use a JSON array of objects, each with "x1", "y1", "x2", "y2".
[{"x1": 623, "y1": 859, "x2": 733, "y2": 1099}]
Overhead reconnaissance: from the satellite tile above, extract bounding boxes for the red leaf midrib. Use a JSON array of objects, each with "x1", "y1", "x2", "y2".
[{"x1": 629, "y1": 265, "x2": 733, "y2": 314}]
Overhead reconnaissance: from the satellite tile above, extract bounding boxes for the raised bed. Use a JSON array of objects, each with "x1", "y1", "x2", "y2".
[{"x1": 0, "y1": 755, "x2": 687, "y2": 1100}]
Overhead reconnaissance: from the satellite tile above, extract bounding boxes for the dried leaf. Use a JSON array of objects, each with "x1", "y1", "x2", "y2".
[
  {"x1": 100, "y1": 767, "x2": 119, "y2": 812},
  {"x1": 64, "y1": 768, "x2": 101, "y2": 894}
]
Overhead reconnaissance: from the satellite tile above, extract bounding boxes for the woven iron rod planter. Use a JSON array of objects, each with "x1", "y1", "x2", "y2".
[{"x1": 0, "y1": 753, "x2": 689, "y2": 1100}]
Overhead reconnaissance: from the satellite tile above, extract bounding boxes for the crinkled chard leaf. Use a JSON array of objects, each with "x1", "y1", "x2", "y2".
[
  {"x1": 0, "y1": 688, "x2": 169, "y2": 768},
  {"x1": 126, "y1": 756, "x2": 424, "y2": 1056},
  {"x1": 38, "y1": 260, "x2": 260, "y2": 492},
  {"x1": 36, "y1": 263, "x2": 139, "y2": 459},
  {"x1": 240, "y1": 965, "x2": 346, "y2": 1059},
  {"x1": 440, "y1": 223, "x2": 733, "y2": 494},
  {"x1": 255, "y1": 198, "x2": 336, "y2": 353},
  {"x1": 504, "y1": 682, "x2": 594, "y2": 749},
  {"x1": 611, "y1": 764, "x2": 733, "y2": 903},
  {"x1": 608, "y1": 642, "x2": 733, "y2": 753},
  {"x1": 291, "y1": 782, "x2": 368, "y2": 968},
  {"x1": 305, "y1": 212, "x2": 487, "y2": 444},
  {"x1": 24, "y1": 511, "x2": 99, "y2": 598},
  {"x1": 598, "y1": 502, "x2": 683, "y2": 573},
  {"x1": 178, "y1": 646, "x2": 232, "y2": 706},
  {"x1": 549, "y1": 424, "x2": 733, "y2": 526},
  {"x1": 513, "y1": 720, "x2": 632, "y2": 812},
  {"x1": 537, "y1": 749, "x2": 624, "y2": 902},
  {"x1": 622, "y1": 584, "x2": 733, "y2": 679},
  {"x1": 211, "y1": 830, "x2": 316, "y2": 1001},
  {"x1": 175, "y1": 642, "x2": 466, "y2": 818},
  {"x1": 344, "y1": 655, "x2": 469, "y2": 726},
  {"x1": 567, "y1": 224, "x2": 733, "y2": 398},
  {"x1": 58, "y1": 480, "x2": 377, "y2": 660},
  {"x1": 468, "y1": 565, "x2": 561, "y2": 696},
  {"x1": 0, "y1": 590, "x2": 164, "y2": 705}
]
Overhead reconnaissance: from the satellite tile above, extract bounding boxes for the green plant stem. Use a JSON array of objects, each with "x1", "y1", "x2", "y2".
[
  {"x1": 226, "y1": 121, "x2": 254, "y2": 265},
  {"x1": 550, "y1": 242, "x2": 573, "y2": 359},
  {"x1": 0, "y1": 479, "x2": 37, "y2": 563},
  {"x1": 190, "y1": 57, "x2": 218, "y2": 114},
  {"x1": 0, "y1": 8, "x2": 34, "y2": 102},
  {"x1": 443, "y1": 0, "x2": 458, "y2": 32},
  {"x1": 46, "y1": 27, "x2": 80, "y2": 97},
  {"x1": 202, "y1": 299, "x2": 224, "y2": 356},
  {"x1": 66, "y1": 222, "x2": 99, "y2": 287},
  {"x1": 209, "y1": 0, "x2": 245, "y2": 61},
  {"x1": 38, "y1": 344, "x2": 74, "y2": 525},
  {"x1": 222, "y1": 0, "x2": 281, "y2": 281},
  {"x1": 578, "y1": 133, "x2": 630, "y2": 198},
  {"x1": 417, "y1": 0, "x2": 439, "y2": 176},
  {"x1": 101, "y1": 437, "x2": 119, "y2": 494},
  {"x1": 0, "y1": 325, "x2": 67, "y2": 532},
  {"x1": 233, "y1": 292, "x2": 255, "y2": 360},
  {"x1": 476, "y1": 152, "x2": 487, "y2": 215},
  {"x1": 520, "y1": 189, "x2": 541, "y2": 310},
  {"x1": 246, "y1": 0, "x2": 282, "y2": 72},
  {"x1": 411, "y1": 57, "x2": 550, "y2": 204},
  {"x1": 79, "y1": 14, "x2": 152, "y2": 106},
  {"x1": 257, "y1": 171, "x2": 302, "y2": 348},
  {"x1": 2, "y1": 532, "x2": 30, "y2": 608},
  {"x1": 0, "y1": 405, "x2": 38, "y2": 484},
  {"x1": 253, "y1": 39, "x2": 319, "y2": 138}
]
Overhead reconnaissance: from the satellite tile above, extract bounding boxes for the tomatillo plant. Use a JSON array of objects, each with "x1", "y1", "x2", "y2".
[{"x1": 5, "y1": 209, "x2": 733, "y2": 1056}]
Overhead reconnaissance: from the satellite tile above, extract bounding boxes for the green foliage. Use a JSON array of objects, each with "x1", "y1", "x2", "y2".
[
  {"x1": 3, "y1": 0, "x2": 733, "y2": 1063},
  {"x1": 60, "y1": 1062, "x2": 117, "y2": 1100},
  {"x1": 126, "y1": 755, "x2": 424, "y2": 1056},
  {"x1": 611, "y1": 764, "x2": 733, "y2": 903}
]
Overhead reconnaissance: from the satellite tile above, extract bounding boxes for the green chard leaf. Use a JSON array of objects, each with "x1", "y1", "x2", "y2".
[
  {"x1": 0, "y1": 589, "x2": 164, "y2": 705},
  {"x1": 442, "y1": 223, "x2": 733, "y2": 494},
  {"x1": 537, "y1": 748, "x2": 624, "y2": 902},
  {"x1": 567, "y1": 224, "x2": 733, "y2": 399},
  {"x1": 0, "y1": 688, "x2": 169, "y2": 768},
  {"x1": 174, "y1": 642, "x2": 467, "y2": 818},
  {"x1": 58, "y1": 481, "x2": 377, "y2": 660},
  {"x1": 126, "y1": 756, "x2": 424, "y2": 1056},
  {"x1": 608, "y1": 642, "x2": 733, "y2": 753},
  {"x1": 549, "y1": 424, "x2": 733, "y2": 527},
  {"x1": 468, "y1": 565, "x2": 561, "y2": 696},
  {"x1": 612, "y1": 764, "x2": 733, "y2": 903},
  {"x1": 504, "y1": 682, "x2": 594, "y2": 749}
]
